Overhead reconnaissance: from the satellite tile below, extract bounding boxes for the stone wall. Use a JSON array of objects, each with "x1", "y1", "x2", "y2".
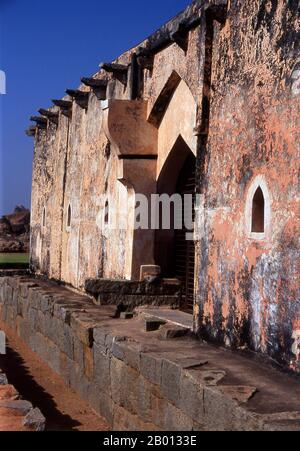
[
  {"x1": 27, "y1": 0, "x2": 300, "y2": 373},
  {"x1": 29, "y1": 2, "x2": 206, "y2": 287},
  {"x1": 2, "y1": 275, "x2": 300, "y2": 431},
  {"x1": 195, "y1": 0, "x2": 300, "y2": 371}
]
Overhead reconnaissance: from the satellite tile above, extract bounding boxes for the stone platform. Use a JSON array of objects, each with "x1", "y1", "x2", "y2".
[{"x1": 0, "y1": 275, "x2": 300, "y2": 431}]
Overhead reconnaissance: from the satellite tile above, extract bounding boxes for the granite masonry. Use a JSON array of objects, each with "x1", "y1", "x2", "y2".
[{"x1": 1, "y1": 275, "x2": 300, "y2": 431}]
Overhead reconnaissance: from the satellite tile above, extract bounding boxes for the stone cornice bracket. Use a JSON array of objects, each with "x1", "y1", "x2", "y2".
[
  {"x1": 65, "y1": 89, "x2": 89, "y2": 110},
  {"x1": 170, "y1": 22, "x2": 189, "y2": 52},
  {"x1": 100, "y1": 62, "x2": 128, "y2": 85},
  {"x1": 101, "y1": 99, "x2": 158, "y2": 158},
  {"x1": 38, "y1": 109, "x2": 59, "y2": 125},
  {"x1": 25, "y1": 125, "x2": 37, "y2": 137},
  {"x1": 52, "y1": 99, "x2": 73, "y2": 118},
  {"x1": 205, "y1": 2, "x2": 228, "y2": 24},
  {"x1": 136, "y1": 48, "x2": 154, "y2": 72},
  {"x1": 30, "y1": 116, "x2": 47, "y2": 130},
  {"x1": 81, "y1": 77, "x2": 108, "y2": 101}
]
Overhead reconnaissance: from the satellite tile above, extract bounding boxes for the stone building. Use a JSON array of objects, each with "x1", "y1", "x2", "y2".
[{"x1": 27, "y1": 0, "x2": 300, "y2": 371}]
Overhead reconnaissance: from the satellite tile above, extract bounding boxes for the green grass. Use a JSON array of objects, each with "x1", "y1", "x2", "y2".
[{"x1": 0, "y1": 253, "x2": 29, "y2": 269}]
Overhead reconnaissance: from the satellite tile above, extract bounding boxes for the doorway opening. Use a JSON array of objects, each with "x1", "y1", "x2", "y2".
[{"x1": 155, "y1": 136, "x2": 196, "y2": 313}]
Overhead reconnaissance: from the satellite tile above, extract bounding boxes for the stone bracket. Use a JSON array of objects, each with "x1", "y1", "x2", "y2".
[{"x1": 101, "y1": 99, "x2": 158, "y2": 158}]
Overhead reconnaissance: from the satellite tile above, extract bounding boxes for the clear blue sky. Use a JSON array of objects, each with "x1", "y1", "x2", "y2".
[{"x1": 0, "y1": 0, "x2": 191, "y2": 216}]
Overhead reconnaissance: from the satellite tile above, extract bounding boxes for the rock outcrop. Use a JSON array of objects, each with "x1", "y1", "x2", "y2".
[{"x1": 0, "y1": 206, "x2": 30, "y2": 253}]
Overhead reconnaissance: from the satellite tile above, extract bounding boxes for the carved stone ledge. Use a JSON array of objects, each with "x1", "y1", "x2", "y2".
[
  {"x1": 65, "y1": 89, "x2": 89, "y2": 109},
  {"x1": 81, "y1": 77, "x2": 108, "y2": 100},
  {"x1": 25, "y1": 126, "x2": 37, "y2": 137},
  {"x1": 100, "y1": 62, "x2": 128, "y2": 85},
  {"x1": 52, "y1": 99, "x2": 72, "y2": 118},
  {"x1": 38, "y1": 109, "x2": 59, "y2": 125}
]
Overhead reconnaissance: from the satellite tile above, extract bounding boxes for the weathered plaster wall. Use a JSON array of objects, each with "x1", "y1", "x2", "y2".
[
  {"x1": 30, "y1": 13, "x2": 204, "y2": 288},
  {"x1": 157, "y1": 79, "x2": 197, "y2": 177},
  {"x1": 29, "y1": 0, "x2": 299, "y2": 371},
  {"x1": 195, "y1": 0, "x2": 300, "y2": 370}
]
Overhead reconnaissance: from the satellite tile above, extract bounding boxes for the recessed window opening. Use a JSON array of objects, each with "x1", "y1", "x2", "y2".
[
  {"x1": 251, "y1": 187, "x2": 265, "y2": 233},
  {"x1": 42, "y1": 207, "x2": 46, "y2": 228},
  {"x1": 67, "y1": 204, "x2": 72, "y2": 228},
  {"x1": 104, "y1": 201, "x2": 109, "y2": 225}
]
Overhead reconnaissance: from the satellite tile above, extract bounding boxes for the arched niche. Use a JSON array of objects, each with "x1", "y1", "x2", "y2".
[
  {"x1": 245, "y1": 175, "x2": 271, "y2": 240},
  {"x1": 291, "y1": 62, "x2": 300, "y2": 96},
  {"x1": 42, "y1": 207, "x2": 46, "y2": 229},
  {"x1": 66, "y1": 204, "x2": 72, "y2": 231}
]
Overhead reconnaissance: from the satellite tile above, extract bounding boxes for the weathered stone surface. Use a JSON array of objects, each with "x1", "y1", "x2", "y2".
[
  {"x1": 158, "y1": 324, "x2": 189, "y2": 339},
  {"x1": 140, "y1": 353, "x2": 162, "y2": 386},
  {"x1": 161, "y1": 359, "x2": 181, "y2": 405},
  {"x1": 120, "y1": 312, "x2": 134, "y2": 320},
  {"x1": 26, "y1": 0, "x2": 300, "y2": 375},
  {"x1": 0, "y1": 385, "x2": 19, "y2": 400},
  {"x1": 145, "y1": 318, "x2": 166, "y2": 332},
  {"x1": 93, "y1": 344, "x2": 111, "y2": 391},
  {"x1": 1, "y1": 275, "x2": 300, "y2": 431},
  {"x1": 23, "y1": 408, "x2": 45, "y2": 431},
  {"x1": 219, "y1": 385, "x2": 257, "y2": 404}
]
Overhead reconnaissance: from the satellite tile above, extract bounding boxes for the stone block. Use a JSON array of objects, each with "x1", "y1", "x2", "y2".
[
  {"x1": 202, "y1": 386, "x2": 257, "y2": 431},
  {"x1": 161, "y1": 359, "x2": 181, "y2": 405},
  {"x1": 120, "y1": 312, "x2": 134, "y2": 320},
  {"x1": 179, "y1": 370, "x2": 205, "y2": 422},
  {"x1": 84, "y1": 346, "x2": 94, "y2": 380},
  {"x1": 23, "y1": 408, "x2": 45, "y2": 431},
  {"x1": 158, "y1": 324, "x2": 189, "y2": 339},
  {"x1": 40, "y1": 294, "x2": 54, "y2": 315},
  {"x1": 93, "y1": 327, "x2": 107, "y2": 348},
  {"x1": 93, "y1": 344, "x2": 111, "y2": 391},
  {"x1": 140, "y1": 353, "x2": 162, "y2": 386},
  {"x1": 73, "y1": 336, "x2": 84, "y2": 369},
  {"x1": 110, "y1": 357, "x2": 125, "y2": 405},
  {"x1": 62, "y1": 325, "x2": 74, "y2": 360},
  {"x1": 0, "y1": 373, "x2": 8, "y2": 386},
  {"x1": 145, "y1": 318, "x2": 166, "y2": 332},
  {"x1": 122, "y1": 366, "x2": 140, "y2": 415},
  {"x1": 140, "y1": 265, "x2": 161, "y2": 281},
  {"x1": 87, "y1": 383, "x2": 113, "y2": 426},
  {"x1": 0, "y1": 385, "x2": 19, "y2": 400},
  {"x1": 163, "y1": 402, "x2": 194, "y2": 431},
  {"x1": 59, "y1": 352, "x2": 72, "y2": 385},
  {"x1": 0, "y1": 400, "x2": 32, "y2": 416},
  {"x1": 70, "y1": 315, "x2": 94, "y2": 347}
]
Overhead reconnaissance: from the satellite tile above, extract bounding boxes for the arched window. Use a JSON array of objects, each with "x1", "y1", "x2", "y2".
[
  {"x1": 67, "y1": 204, "x2": 72, "y2": 229},
  {"x1": 251, "y1": 187, "x2": 265, "y2": 233},
  {"x1": 104, "y1": 200, "x2": 109, "y2": 225},
  {"x1": 42, "y1": 207, "x2": 46, "y2": 228},
  {"x1": 245, "y1": 175, "x2": 271, "y2": 239}
]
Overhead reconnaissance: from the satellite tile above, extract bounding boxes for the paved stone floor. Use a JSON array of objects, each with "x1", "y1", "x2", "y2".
[{"x1": 139, "y1": 308, "x2": 193, "y2": 329}]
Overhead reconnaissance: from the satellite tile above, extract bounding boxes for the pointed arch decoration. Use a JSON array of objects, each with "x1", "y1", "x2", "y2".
[
  {"x1": 148, "y1": 71, "x2": 182, "y2": 128},
  {"x1": 245, "y1": 175, "x2": 271, "y2": 240}
]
